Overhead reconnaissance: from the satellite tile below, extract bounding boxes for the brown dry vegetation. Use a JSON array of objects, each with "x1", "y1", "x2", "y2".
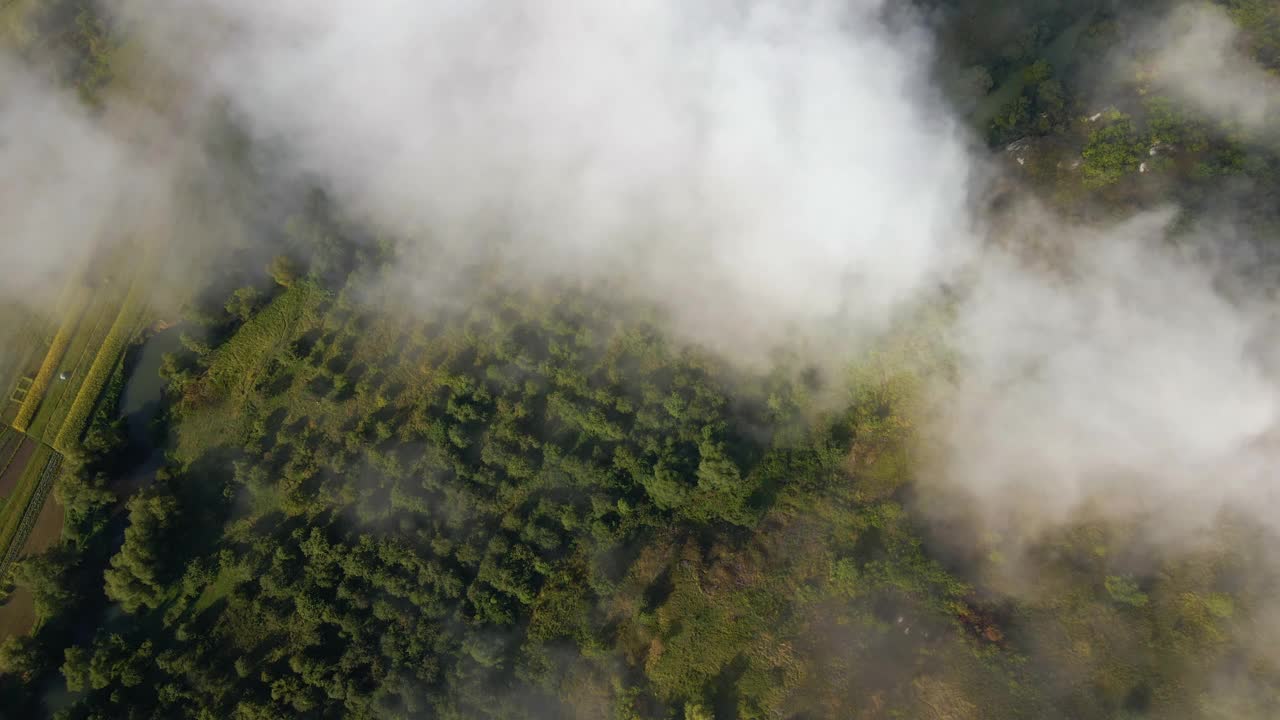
[{"x1": 19, "y1": 495, "x2": 62, "y2": 558}]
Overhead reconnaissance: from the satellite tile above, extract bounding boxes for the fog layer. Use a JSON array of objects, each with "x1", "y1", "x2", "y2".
[
  {"x1": 112, "y1": 0, "x2": 980, "y2": 357},
  {"x1": 13, "y1": 0, "x2": 1275, "y2": 567}
]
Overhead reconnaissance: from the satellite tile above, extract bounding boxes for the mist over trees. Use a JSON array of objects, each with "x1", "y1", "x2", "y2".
[{"x1": 3, "y1": 1, "x2": 1280, "y2": 719}]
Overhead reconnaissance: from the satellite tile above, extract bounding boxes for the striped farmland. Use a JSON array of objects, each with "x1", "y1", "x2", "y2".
[
  {"x1": 52, "y1": 281, "x2": 147, "y2": 454},
  {"x1": 11, "y1": 288, "x2": 89, "y2": 432},
  {"x1": 0, "y1": 450, "x2": 62, "y2": 581}
]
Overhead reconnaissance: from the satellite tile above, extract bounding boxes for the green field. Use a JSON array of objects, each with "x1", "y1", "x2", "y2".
[
  {"x1": 23, "y1": 286, "x2": 124, "y2": 443},
  {"x1": 0, "y1": 265, "x2": 138, "y2": 642},
  {"x1": 53, "y1": 279, "x2": 150, "y2": 454},
  {"x1": 0, "y1": 261, "x2": 99, "y2": 411}
]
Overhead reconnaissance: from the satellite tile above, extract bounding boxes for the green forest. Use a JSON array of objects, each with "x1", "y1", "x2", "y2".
[{"x1": 3, "y1": 1, "x2": 1280, "y2": 719}]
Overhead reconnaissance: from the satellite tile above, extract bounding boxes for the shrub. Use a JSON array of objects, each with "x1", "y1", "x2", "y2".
[
  {"x1": 1082, "y1": 118, "x2": 1143, "y2": 188},
  {"x1": 1104, "y1": 575, "x2": 1149, "y2": 608}
]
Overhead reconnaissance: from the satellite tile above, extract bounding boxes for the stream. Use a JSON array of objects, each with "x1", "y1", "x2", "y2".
[{"x1": 118, "y1": 327, "x2": 183, "y2": 475}]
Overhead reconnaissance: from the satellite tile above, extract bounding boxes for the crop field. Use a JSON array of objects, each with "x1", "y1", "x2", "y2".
[
  {"x1": 13, "y1": 285, "x2": 91, "y2": 430},
  {"x1": 0, "y1": 445, "x2": 62, "y2": 581},
  {"x1": 0, "y1": 254, "x2": 137, "y2": 640},
  {"x1": 0, "y1": 246, "x2": 152, "y2": 597},
  {"x1": 0, "y1": 436, "x2": 35, "y2": 501},
  {"x1": 53, "y1": 278, "x2": 150, "y2": 454},
  {"x1": 0, "y1": 306, "x2": 56, "y2": 428},
  {"x1": 1, "y1": 268, "x2": 98, "y2": 428},
  {"x1": 0, "y1": 427, "x2": 19, "y2": 468},
  {"x1": 26, "y1": 282, "x2": 130, "y2": 444}
]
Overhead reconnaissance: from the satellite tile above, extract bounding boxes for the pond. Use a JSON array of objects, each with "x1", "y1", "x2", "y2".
[{"x1": 119, "y1": 327, "x2": 183, "y2": 452}]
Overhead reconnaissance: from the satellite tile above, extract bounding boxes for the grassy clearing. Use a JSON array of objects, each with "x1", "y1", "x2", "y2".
[
  {"x1": 176, "y1": 283, "x2": 326, "y2": 460},
  {"x1": 12, "y1": 289, "x2": 90, "y2": 433},
  {"x1": 52, "y1": 280, "x2": 149, "y2": 454},
  {"x1": 205, "y1": 282, "x2": 326, "y2": 395},
  {"x1": 192, "y1": 562, "x2": 253, "y2": 615}
]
